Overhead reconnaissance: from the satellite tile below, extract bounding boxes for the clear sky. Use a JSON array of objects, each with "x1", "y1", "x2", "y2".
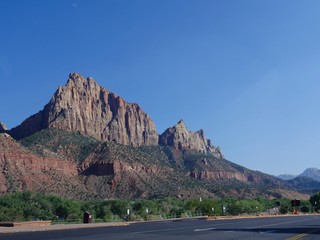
[{"x1": 1, "y1": 0, "x2": 320, "y2": 176}]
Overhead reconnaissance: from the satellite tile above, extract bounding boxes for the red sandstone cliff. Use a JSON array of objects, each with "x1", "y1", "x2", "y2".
[{"x1": 0, "y1": 133, "x2": 89, "y2": 198}]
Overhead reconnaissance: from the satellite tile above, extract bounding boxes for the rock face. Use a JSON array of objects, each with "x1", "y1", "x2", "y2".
[
  {"x1": 159, "y1": 120, "x2": 222, "y2": 158},
  {"x1": 0, "y1": 133, "x2": 87, "y2": 198},
  {"x1": 10, "y1": 73, "x2": 158, "y2": 146},
  {"x1": 77, "y1": 141, "x2": 196, "y2": 199},
  {"x1": 190, "y1": 171, "x2": 252, "y2": 182}
]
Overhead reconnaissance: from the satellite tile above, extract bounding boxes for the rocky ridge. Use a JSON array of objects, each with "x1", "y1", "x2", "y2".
[
  {"x1": 10, "y1": 73, "x2": 159, "y2": 147},
  {"x1": 9, "y1": 73, "x2": 223, "y2": 156},
  {"x1": 159, "y1": 119, "x2": 222, "y2": 158}
]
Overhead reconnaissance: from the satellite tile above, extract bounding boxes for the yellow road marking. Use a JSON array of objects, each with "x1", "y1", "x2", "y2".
[{"x1": 286, "y1": 228, "x2": 320, "y2": 240}]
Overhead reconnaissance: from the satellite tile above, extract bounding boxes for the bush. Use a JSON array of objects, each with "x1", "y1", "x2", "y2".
[{"x1": 310, "y1": 192, "x2": 320, "y2": 212}]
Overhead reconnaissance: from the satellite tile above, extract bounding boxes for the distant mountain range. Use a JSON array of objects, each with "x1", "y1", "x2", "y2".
[
  {"x1": 278, "y1": 168, "x2": 320, "y2": 181},
  {"x1": 0, "y1": 73, "x2": 311, "y2": 200},
  {"x1": 278, "y1": 168, "x2": 320, "y2": 193}
]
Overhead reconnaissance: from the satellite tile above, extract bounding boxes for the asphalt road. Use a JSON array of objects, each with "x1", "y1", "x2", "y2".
[{"x1": 1, "y1": 215, "x2": 320, "y2": 240}]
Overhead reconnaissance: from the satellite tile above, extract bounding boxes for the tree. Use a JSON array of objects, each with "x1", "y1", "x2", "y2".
[
  {"x1": 310, "y1": 192, "x2": 320, "y2": 212},
  {"x1": 110, "y1": 200, "x2": 128, "y2": 217}
]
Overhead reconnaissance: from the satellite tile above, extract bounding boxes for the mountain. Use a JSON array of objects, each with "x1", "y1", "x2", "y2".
[
  {"x1": 278, "y1": 168, "x2": 320, "y2": 181},
  {"x1": 159, "y1": 119, "x2": 222, "y2": 158},
  {"x1": 278, "y1": 168, "x2": 320, "y2": 193},
  {"x1": 286, "y1": 176, "x2": 320, "y2": 193},
  {"x1": 277, "y1": 174, "x2": 297, "y2": 180},
  {"x1": 1, "y1": 73, "x2": 310, "y2": 200},
  {"x1": 10, "y1": 73, "x2": 158, "y2": 146},
  {"x1": 300, "y1": 168, "x2": 320, "y2": 181}
]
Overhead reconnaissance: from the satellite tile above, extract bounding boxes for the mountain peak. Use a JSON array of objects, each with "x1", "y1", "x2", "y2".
[
  {"x1": 10, "y1": 74, "x2": 159, "y2": 146},
  {"x1": 159, "y1": 120, "x2": 222, "y2": 157},
  {"x1": 68, "y1": 72, "x2": 85, "y2": 81},
  {"x1": 0, "y1": 122, "x2": 8, "y2": 133},
  {"x1": 300, "y1": 168, "x2": 320, "y2": 181},
  {"x1": 64, "y1": 73, "x2": 100, "y2": 94},
  {"x1": 174, "y1": 119, "x2": 188, "y2": 131},
  {"x1": 177, "y1": 119, "x2": 185, "y2": 125}
]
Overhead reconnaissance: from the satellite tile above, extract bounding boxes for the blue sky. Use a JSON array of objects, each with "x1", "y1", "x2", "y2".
[{"x1": 1, "y1": 0, "x2": 320, "y2": 176}]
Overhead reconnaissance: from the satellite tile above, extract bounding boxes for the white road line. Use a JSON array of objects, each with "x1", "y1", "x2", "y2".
[
  {"x1": 260, "y1": 230, "x2": 277, "y2": 234},
  {"x1": 194, "y1": 228, "x2": 216, "y2": 232},
  {"x1": 132, "y1": 226, "x2": 191, "y2": 234}
]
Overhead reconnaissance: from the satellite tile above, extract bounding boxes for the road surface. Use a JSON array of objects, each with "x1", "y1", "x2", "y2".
[{"x1": 1, "y1": 215, "x2": 320, "y2": 240}]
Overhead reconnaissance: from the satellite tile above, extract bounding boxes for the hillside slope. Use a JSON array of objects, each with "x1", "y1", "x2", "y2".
[{"x1": 14, "y1": 129, "x2": 308, "y2": 200}]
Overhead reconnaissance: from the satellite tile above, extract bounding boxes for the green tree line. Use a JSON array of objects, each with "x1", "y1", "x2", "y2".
[{"x1": 0, "y1": 192, "x2": 315, "y2": 223}]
